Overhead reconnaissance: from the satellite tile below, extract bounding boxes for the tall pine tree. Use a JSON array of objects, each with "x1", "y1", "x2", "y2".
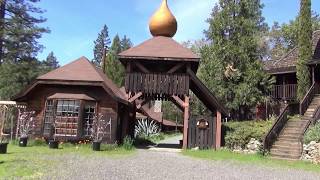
[
  {"x1": 201, "y1": 0, "x2": 273, "y2": 119},
  {"x1": 0, "y1": 0, "x2": 50, "y2": 100},
  {"x1": 104, "y1": 35, "x2": 133, "y2": 87},
  {"x1": 0, "y1": 0, "x2": 49, "y2": 63},
  {"x1": 297, "y1": 0, "x2": 312, "y2": 100},
  {"x1": 44, "y1": 51, "x2": 59, "y2": 69},
  {"x1": 93, "y1": 25, "x2": 111, "y2": 67}
]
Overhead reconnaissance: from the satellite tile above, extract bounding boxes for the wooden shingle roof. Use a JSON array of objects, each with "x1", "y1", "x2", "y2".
[
  {"x1": 264, "y1": 30, "x2": 320, "y2": 74},
  {"x1": 118, "y1": 36, "x2": 200, "y2": 62},
  {"x1": 14, "y1": 57, "x2": 128, "y2": 104}
]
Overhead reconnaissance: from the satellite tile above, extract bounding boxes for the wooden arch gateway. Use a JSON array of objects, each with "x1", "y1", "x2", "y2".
[{"x1": 118, "y1": 36, "x2": 228, "y2": 149}]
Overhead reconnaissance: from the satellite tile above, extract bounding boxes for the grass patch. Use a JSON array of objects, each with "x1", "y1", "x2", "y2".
[
  {"x1": 0, "y1": 142, "x2": 135, "y2": 178},
  {"x1": 183, "y1": 149, "x2": 320, "y2": 173}
]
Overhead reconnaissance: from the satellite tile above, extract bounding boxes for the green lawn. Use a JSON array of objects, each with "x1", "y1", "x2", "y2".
[
  {"x1": 0, "y1": 142, "x2": 135, "y2": 179},
  {"x1": 183, "y1": 149, "x2": 320, "y2": 173}
]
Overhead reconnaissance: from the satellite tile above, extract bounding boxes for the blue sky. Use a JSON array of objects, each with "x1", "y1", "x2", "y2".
[{"x1": 36, "y1": 0, "x2": 320, "y2": 65}]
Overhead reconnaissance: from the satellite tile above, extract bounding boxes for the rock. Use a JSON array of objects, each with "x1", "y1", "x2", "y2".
[{"x1": 302, "y1": 141, "x2": 320, "y2": 164}]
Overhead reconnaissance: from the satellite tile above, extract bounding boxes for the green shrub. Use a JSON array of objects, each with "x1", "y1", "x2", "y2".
[
  {"x1": 122, "y1": 136, "x2": 134, "y2": 150},
  {"x1": 223, "y1": 120, "x2": 273, "y2": 149},
  {"x1": 304, "y1": 123, "x2": 320, "y2": 144}
]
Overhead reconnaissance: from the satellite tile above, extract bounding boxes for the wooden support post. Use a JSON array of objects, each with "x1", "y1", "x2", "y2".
[
  {"x1": 182, "y1": 96, "x2": 189, "y2": 149},
  {"x1": 216, "y1": 111, "x2": 222, "y2": 149},
  {"x1": 312, "y1": 66, "x2": 315, "y2": 84},
  {"x1": 282, "y1": 75, "x2": 286, "y2": 100}
]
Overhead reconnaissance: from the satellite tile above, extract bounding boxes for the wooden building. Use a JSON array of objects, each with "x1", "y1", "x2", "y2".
[
  {"x1": 118, "y1": 0, "x2": 228, "y2": 149},
  {"x1": 13, "y1": 57, "x2": 133, "y2": 143},
  {"x1": 264, "y1": 30, "x2": 320, "y2": 102}
]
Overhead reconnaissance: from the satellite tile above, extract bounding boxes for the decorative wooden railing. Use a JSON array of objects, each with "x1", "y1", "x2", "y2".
[
  {"x1": 300, "y1": 82, "x2": 320, "y2": 115},
  {"x1": 263, "y1": 104, "x2": 290, "y2": 151},
  {"x1": 125, "y1": 73, "x2": 189, "y2": 99},
  {"x1": 269, "y1": 84, "x2": 297, "y2": 100}
]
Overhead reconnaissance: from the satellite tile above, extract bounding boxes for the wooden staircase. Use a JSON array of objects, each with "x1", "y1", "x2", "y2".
[{"x1": 269, "y1": 94, "x2": 320, "y2": 160}]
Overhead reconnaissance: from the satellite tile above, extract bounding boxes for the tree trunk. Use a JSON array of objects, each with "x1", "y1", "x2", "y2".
[{"x1": 0, "y1": 0, "x2": 5, "y2": 64}]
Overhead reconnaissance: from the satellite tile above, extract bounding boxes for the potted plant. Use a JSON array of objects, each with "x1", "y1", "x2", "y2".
[
  {"x1": 0, "y1": 135, "x2": 8, "y2": 154},
  {"x1": 90, "y1": 114, "x2": 109, "y2": 151},
  {"x1": 0, "y1": 107, "x2": 9, "y2": 154},
  {"x1": 17, "y1": 111, "x2": 35, "y2": 147},
  {"x1": 48, "y1": 123, "x2": 59, "y2": 149}
]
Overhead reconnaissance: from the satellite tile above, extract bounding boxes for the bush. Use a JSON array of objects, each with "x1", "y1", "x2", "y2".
[
  {"x1": 304, "y1": 123, "x2": 320, "y2": 144},
  {"x1": 223, "y1": 120, "x2": 273, "y2": 149},
  {"x1": 122, "y1": 136, "x2": 134, "y2": 150}
]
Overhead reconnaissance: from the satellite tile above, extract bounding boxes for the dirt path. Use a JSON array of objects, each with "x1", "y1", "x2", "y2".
[{"x1": 44, "y1": 149, "x2": 320, "y2": 180}]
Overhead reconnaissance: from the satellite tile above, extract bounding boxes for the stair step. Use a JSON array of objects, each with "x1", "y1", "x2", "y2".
[
  {"x1": 270, "y1": 149, "x2": 301, "y2": 155},
  {"x1": 271, "y1": 156, "x2": 299, "y2": 161},
  {"x1": 270, "y1": 152, "x2": 301, "y2": 160},
  {"x1": 280, "y1": 132, "x2": 302, "y2": 137},
  {"x1": 279, "y1": 134, "x2": 300, "y2": 139},
  {"x1": 272, "y1": 144, "x2": 301, "y2": 150},
  {"x1": 277, "y1": 137, "x2": 300, "y2": 142},
  {"x1": 274, "y1": 141, "x2": 301, "y2": 147}
]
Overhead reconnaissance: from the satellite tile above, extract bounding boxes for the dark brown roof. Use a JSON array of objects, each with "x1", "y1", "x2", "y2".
[
  {"x1": 14, "y1": 57, "x2": 128, "y2": 104},
  {"x1": 118, "y1": 36, "x2": 200, "y2": 62},
  {"x1": 264, "y1": 30, "x2": 320, "y2": 74},
  {"x1": 47, "y1": 93, "x2": 95, "y2": 101}
]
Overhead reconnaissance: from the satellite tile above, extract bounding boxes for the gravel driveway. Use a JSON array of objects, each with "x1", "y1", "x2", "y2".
[{"x1": 44, "y1": 149, "x2": 320, "y2": 180}]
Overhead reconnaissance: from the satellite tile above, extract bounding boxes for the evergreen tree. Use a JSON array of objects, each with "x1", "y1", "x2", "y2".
[
  {"x1": 263, "y1": 11, "x2": 320, "y2": 61},
  {"x1": 0, "y1": 0, "x2": 49, "y2": 64},
  {"x1": 120, "y1": 35, "x2": 133, "y2": 51},
  {"x1": 44, "y1": 51, "x2": 59, "y2": 69},
  {"x1": 297, "y1": 0, "x2": 312, "y2": 100},
  {"x1": 0, "y1": 0, "x2": 49, "y2": 100},
  {"x1": 202, "y1": 0, "x2": 273, "y2": 119},
  {"x1": 104, "y1": 35, "x2": 133, "y2": 87},
  {"x1": 93, "y1": 25, "x2": 111, "y2": 67}
]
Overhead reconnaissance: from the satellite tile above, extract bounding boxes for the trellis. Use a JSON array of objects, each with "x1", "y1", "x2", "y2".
[{"x1": 0, "y1": 101, "x2": 27, "y2": 141}]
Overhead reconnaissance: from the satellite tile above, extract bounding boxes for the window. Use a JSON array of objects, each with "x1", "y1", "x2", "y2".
[
  {"x1": 43, "y1": 100, "x2": 54, "y2": 135},
  {"x1": 56, "y1": 100, "x2": 80, "y2": 117},
  {"x1": 83, "y1": 103, "x2": 96, "y2": 136}
]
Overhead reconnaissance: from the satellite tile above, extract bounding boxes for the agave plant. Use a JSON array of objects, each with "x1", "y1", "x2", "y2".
[{"x1": 134, "y1": 118, "x2": 160, "y2": 138}]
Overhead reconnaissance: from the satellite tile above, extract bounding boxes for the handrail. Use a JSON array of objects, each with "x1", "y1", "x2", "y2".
[
  {"x1": 299, "y1": 105, "x2": 320, "y2": 154},
  {"x1": 263, "y1": 104, "x2": 290, "y2": 151},
  {"x1": 300, "y1": 82, "x2": 319, "y2": 115}
]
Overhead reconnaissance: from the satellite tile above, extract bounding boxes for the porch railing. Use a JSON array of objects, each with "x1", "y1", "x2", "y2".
[
  {"x1": 269, "y1": 84, "x2": 297, "y2": 100},
  {"x1": 300, "y1": 82, "x2": 320, "y2": 115}
]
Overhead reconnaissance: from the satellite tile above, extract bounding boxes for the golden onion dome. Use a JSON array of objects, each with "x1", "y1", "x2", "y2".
[{"x1": 149, "y1": 0, "x2": 177, "y2": 38}]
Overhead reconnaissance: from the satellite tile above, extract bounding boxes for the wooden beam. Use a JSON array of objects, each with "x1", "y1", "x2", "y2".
[
  {"x1": 134, "y1": 62, "x2": 150, "y2": 73},
  {"x1": 171, "y1": 95, "x2": 186, "y2": 109},
  {"x1": 182, "y1": 96, "x2": 190, "y2": 149},
  {"x1": 216, "y1": 111, "x2": 222, "y2": 149},
  {"x1": 167, "y1": 63, "x2": 185, "y2": 74},
  {"x1": 128, "y1": 92, "x2": 143, "y2": 103}
]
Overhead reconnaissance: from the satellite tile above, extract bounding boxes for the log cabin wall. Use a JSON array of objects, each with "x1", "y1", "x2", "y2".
[{"x1": 23, "y1": 84, "x2": 120, "y2": 143}]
